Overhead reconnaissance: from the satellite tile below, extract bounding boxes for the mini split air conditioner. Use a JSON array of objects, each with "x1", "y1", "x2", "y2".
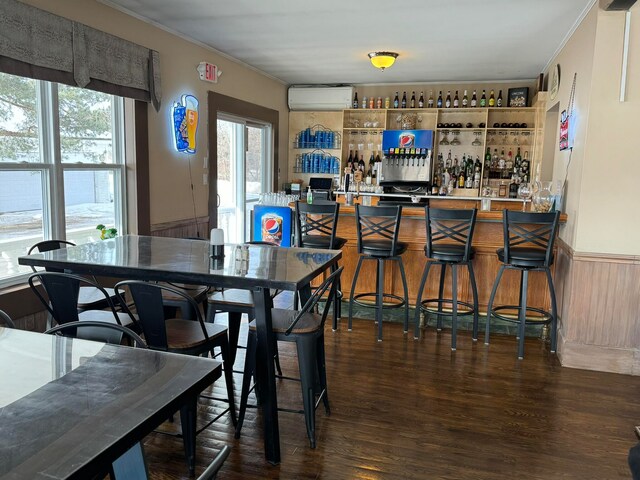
[{"x1": 288, "y1": 86, "x2": 354, "y2": 111}]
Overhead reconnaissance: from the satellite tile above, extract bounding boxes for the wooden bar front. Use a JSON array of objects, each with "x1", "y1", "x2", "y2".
[{"x1": 329, "y1": 200, "x2": 567, "y2": 316}]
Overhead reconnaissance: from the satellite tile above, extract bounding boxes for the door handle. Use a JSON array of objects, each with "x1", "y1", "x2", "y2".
[{"x1": 217, "y1": 193, "x2": 221, "y2": 208}]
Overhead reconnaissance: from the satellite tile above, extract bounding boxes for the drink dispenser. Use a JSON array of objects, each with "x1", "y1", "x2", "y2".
[{"x1": 378, "y1": 130, "x2": 433, "y2": 187}]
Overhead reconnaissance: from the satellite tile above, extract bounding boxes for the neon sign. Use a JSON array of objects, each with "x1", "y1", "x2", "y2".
[{"x1": 172, "y1": 94, "x2": 198, "y2": 154}]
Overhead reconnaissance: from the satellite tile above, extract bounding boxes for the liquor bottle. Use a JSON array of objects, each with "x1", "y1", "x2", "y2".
[
  {"x1": 369, "y1": 97, "x2": 374, "y2": 109},
  {"x1": 401, "y1": 91, "x2": 407, "y2": 109},
  {"x1": 462, "y1": 90, "x2": 468, "y2": 107},
  {"x1": 521, "y1": 151, "x2": 530, "y2": 178},
  {"x1": 480, "y1": 90, "x2": 487, "y2": 107},
  {"x1": 385, "y1": 97, "x2": 390, "y2": 109},
  {"x1": 485, "y1": 147, "x2": 491, "y2": 168},
  {"x1": 393, "y1": 91, "x2": 400, "y2": 109},
  {"x1": 410, "y1": 91, "x2": 416, "y2": 108},
  {"x1": 374, "y1": 151, "x2": 381, "y2": 179},
  {"x1": 418, "y1": 91, "x2": 424, "y2": 108},
  {"x1": 453, "y1": 90, "x2": 459, "y2": 108},
  {"x1": 353, "y1": 150, "x2": 358, "y2": 171},
  {"x1": 362, "y1": 96, "x2": 367, "y2": 109},
  {"x1": 353, "y1": 92, "x2": 359, "y2": 109},
  {"x1": 368, "y1": 152, "x2": 375, "y2": 181},
  {"x1": 376, "y1": 97, "x2": 382, "y2": 109},
  {"x1": 499, "y1": 149, "x2": 506, "y2": 172},
  {"x1": 497, "y1": 90, "x2": 503, "y2": 108},
  {"x1": 445, "y1": 91, "x2": 452, "y2": 108},
  {"x1": 458, "y1": 170, "x2": 465, "y2": 188},
  {"x1": 445, "y1": 150, "x2": 452, "y2": 168},
  {"x1": 358, "y1": 154, "x2": 365, "y2": 172},
  {"x1": 506, "y1": 150, "x2": 513, "y2": 172},
  {"x1": 488, "y1": 90, "x2": 495, "y2": 107},
  {"x1": 347, "y1": 150, "x2": 354, "y2": 168},
  {"x1": 471, "y1": 90, "x2": 477, "y2": 108},
  {"x1": 509, "y1": 175, "x2": 519, "y2": 198},
  {"x1": 437, "y1": 91, "x2": 443, "y2": 108},
  {"x1": 428, "y1": 91, "x2": 434, "y2": 108},
  {"x1": 515, "y1": 147, "x2": 522, "y2": 171},
  {"x1": 492, "y1": 149, "x2": 499, "y2": 174}
]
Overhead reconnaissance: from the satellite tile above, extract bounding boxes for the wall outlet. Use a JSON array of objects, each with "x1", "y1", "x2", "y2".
[{"x1": 202, "y1": 173, "x2": 208, "y2": 185}]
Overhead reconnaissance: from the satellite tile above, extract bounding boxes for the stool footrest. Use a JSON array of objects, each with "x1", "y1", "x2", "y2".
[
  {"x1": 491, "y1": 305, "x2": 552, "y2": 324},
  {"x1": 352, "y1": 292, "x2": 407, "y2": 310},
  {"x1": 419, "y1": 298, "x2": 476, "y2": 317}
]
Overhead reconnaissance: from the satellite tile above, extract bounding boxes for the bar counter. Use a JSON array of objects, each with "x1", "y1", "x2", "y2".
[{"x1": 325, "y1": 196, "x2": 567, "y2": 316}]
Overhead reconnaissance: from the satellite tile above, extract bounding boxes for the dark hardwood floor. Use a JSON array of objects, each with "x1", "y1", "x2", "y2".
[{"x1": 143, "y1": 315, "x2": 639, "y2": 479}]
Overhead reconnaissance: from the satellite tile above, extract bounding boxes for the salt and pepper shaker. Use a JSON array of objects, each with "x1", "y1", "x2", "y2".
[{"x1": 210, "y1": 228, "x2": 225, "y2": 259}]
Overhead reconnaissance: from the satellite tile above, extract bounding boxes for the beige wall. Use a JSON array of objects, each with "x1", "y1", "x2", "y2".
[
  {"x1": 576, "y1": 5, "x2": 640, "y2": 255},
  {"x1": 543, "y1": 5, "x2": 598, "y2": 250},
  {"x1": 544, "y1": 3, "x2": 640, "y2": 255},
  {"x1": 22, "y1": 0, "x2": 289, "y2": 226}
]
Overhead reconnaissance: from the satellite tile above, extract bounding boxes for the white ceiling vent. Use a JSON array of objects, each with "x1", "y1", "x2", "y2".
[{"x1": 288, "y1": 86, "x2": 354, "y2": 111}]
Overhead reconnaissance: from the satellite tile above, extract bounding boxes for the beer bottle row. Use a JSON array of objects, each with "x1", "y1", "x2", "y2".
[{"x1": 352, "y1": 89, "x2": 505, "y2": 109}]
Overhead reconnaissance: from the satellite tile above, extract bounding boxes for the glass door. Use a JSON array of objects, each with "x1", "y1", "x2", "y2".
[{"x1": 216, "y1": 115, "x2": 271, "y2": 243}]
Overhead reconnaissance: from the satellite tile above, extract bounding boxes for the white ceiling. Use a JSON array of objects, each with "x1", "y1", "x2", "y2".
[{"x1": 101, "y1": 0, "x2": 594, "y2": 85}]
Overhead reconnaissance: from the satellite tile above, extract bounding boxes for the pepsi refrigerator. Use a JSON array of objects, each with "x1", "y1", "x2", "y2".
[
  {"x1": 379, "y1": 130, "x2": 434, "y2": 189},
  {"x1": 252, "y1": 205, "x2": 293, "y2": 247}
]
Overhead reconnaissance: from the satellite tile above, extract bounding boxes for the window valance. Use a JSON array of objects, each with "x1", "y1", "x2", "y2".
[{"x1": 0, "y1": 0, "x2": 161, "y2": 110}]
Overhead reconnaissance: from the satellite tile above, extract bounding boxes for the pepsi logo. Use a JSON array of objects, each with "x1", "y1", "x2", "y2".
[{"x1": 264, "y1": 218, "x2": 280, "y2": 235}]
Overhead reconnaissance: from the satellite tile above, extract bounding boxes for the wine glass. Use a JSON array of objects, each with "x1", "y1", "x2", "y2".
[
  {"x1": 439, "y1": 130, "x2": 450, "y2": 146},
  {"x1": 450, "y1": 130, "x2": 461, "y2": 146},
  {"x1": 472, "y1": 131, "x2": 482, "y2": 146},
  {"x1": 517, "y1": 182, "x2": 533, "y2": 211}
]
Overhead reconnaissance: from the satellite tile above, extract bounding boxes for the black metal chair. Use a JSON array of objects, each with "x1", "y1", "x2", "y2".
[
  {"x1": 28, "y1": 240, "x2": 120, "y2": 314},
  {"x1": 111, "y1": 442, "x2": 230, "y2": 480},
  {"x1": 115, "y1": 280, "x2": 237, "y2": 426},
  {"x1": 45, "y1": 320, "x2": 147, "y2": 347},
  {"x1": 348, "y1": 205, "x2": 409, "y2": 341},
  {"x1": 206, "y1": 241, "x2": 285, "y2": 373},
  {"x1": 295, "y1": 200, "x2": 346, "y2": 329},
  {"x1": 158, "y1": 237, "x2": 210, "y2": 320},
  {"x1": 28, "y1": 272, "x2": 138, "y2": 331},
  {"x1": 414, "y1": 208, "x2": 479, "y2": 351},
  {"x1": 484, "y1": 210, "x2": 560, "y2": 359},
  {"x1": 235, "y1": 266, "x2": 342, "y2": 449},
  {"x1": 0, "y1": 310, "x2": 15, "y2": 328}
]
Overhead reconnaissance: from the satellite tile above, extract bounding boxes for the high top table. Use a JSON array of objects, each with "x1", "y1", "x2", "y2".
[
  {"x1": 0, "y1": 328, "x2": 221, "y2": 479},
  {"x1": 19, "y1": 235, "x2": 342, "y2": 465}
]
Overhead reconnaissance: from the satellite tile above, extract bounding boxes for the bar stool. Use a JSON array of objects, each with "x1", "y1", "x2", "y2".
[
  {"x1": 348, "y1": 205, "x2": 409, "y2": 341},
  {"x1": 413, "y1": 208, "x2": 479, "y2": 350},
  {"x1": 295, "y1": 200, "x2": 346, "y2": 330},
  {"x1": 484, "y1": 210, "x2": 560, "y2": 359}
]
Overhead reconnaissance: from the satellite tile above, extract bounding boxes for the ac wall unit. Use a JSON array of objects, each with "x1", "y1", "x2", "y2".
[{"x1": 288, "y1": 86, "x2": 354, "y2": 111}]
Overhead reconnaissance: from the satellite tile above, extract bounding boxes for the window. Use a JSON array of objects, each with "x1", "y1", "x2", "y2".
[{"x1": 0, "y1": 72, "x2": 126, "y2": 285}]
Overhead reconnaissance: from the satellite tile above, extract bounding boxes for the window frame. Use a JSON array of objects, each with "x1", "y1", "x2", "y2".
[{"x1": 0, "y1": 76, "x2": 127, "y2": 288}]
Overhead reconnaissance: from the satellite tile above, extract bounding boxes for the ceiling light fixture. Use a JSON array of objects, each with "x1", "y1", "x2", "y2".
[{"x1": 368, "y1": 51, "x2": 399, "y2": 71}]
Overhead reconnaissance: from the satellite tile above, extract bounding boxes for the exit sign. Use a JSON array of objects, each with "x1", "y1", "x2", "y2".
[{"x1": 197, "y1": 62, "x2": 220, "y2": 83}]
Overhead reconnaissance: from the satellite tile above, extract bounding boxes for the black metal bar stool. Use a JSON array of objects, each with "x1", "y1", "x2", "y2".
[
  {"x1": 295, "y1": 200, "x2": 347, "y2": 330},
  {"x1": 413, "y1": 208, "x2": 479, "y2": 350},
  {"x1": 348, "y1": 205, "x2": 409, "y2": 341},
  {"x1": 484, "y1": 210, "x2": 560, "y2": 359}
]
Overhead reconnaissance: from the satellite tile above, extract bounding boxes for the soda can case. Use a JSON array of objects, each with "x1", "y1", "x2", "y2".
[{"x1": 252, "y1": 205, "x2": 293, "y2": 247}]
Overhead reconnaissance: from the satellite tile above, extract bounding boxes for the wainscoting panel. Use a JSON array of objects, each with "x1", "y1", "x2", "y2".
[{"x1": 556, "y1": 239, "x2": 640, "y2": 375}]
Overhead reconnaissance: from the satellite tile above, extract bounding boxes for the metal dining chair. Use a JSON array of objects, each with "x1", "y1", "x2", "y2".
[
  {"x1": 235, "y1": 266, "x2": 343, "y2": 449},
  {"x1": 28, "y1": 240, "x2": 121, "y2": 313},
  {"x1": 115, "y1": 280, "x2": 237, "y2": 426},
  {"x1": 28, "y1": 272, "x2": 138, "y2": 332}
]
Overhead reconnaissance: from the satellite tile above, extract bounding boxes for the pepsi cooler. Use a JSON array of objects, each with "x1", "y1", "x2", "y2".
[
  {"x1": 252, "y1": 205, "x2": 293, "y2": 247},
  {"x1": 379, "y1": 130, "x2": 433, "y2": 189}
]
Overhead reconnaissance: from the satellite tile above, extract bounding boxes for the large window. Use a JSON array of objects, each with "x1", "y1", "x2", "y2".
[{"x1": 0, "y1": 72, "x2": 126, "y2": 285}]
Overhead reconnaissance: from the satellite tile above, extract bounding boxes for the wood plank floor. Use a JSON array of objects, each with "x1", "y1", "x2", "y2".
[{"x1": 143, "y1": 316, "x2": 639, "y2": 479}]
